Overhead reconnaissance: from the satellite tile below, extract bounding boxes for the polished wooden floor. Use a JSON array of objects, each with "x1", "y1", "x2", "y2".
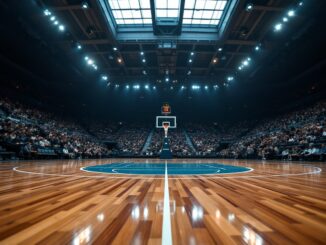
[{"x1": 0, "y1": 158, "x2": 325, "y2": 245}]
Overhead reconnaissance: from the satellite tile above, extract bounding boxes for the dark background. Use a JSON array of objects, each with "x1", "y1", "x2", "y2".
[{"x1": 0, "y1": 0, "x2": 325, "y2": 124}]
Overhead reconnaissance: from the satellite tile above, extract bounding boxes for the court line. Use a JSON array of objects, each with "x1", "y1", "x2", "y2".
[
  {"x1": 162, "y1": 161, "x2": 172, "y2": 245},
  {"x1": 12, "y1": 166, "x2": 322, "y2": 180}
]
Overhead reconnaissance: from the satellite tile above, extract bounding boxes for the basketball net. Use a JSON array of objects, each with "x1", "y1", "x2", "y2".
[{"x1": 163, "y1": 124, "x2": 169, "y2": 138}]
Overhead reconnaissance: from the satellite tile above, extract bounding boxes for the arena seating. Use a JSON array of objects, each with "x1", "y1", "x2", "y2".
[{"x1": 1, "y1": 98, "x2": 325, "y2": 161}]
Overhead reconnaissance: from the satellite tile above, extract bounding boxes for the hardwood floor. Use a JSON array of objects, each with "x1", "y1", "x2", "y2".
[{"x1": 0, "y1": 159, "x2": 325, "y2": 244}]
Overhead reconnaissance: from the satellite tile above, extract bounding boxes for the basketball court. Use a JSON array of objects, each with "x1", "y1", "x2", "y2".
[{"x1": 0, "y1": 158, "x2": 325, "y2": 244}]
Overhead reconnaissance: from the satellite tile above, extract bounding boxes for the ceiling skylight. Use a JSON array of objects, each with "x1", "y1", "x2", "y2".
[
  {"x1": 155, "y1": 0, "x2": 181, "y2": 19},
  {"x1": 108, "y1": 0, "x2": 152, "y2": 25},
  {"x1": 183, "y1": 0, "x2": 228, "y2": 26}
]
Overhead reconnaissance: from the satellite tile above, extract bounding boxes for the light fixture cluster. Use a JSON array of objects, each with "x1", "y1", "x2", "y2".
[
  {"x1": 42, "y1": 6, "x2": 110, "y2": 83},
  {"x1": 233, "y1": 1, "x2": 304, "y2": 81},
  {"x1": 43, "y1": 9, "x2": 65, "y2": 32},
  {"x1": 106, "y1": 84, "x2": 221, "y2": 91}
]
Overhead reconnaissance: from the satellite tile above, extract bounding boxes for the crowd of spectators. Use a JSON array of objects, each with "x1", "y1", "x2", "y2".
[
  {"x1": 1, "y1": 97, "x2": 325, "y2": 161},
  {"x1": 219, "y1": 101, "x2": 326, "y2": 160},
  {"x1": 0, "y1": 98, "x2": 109, "y2": 159},
  {"x1": 144, "y1": 129, "x2": 194, "y2": 157}
]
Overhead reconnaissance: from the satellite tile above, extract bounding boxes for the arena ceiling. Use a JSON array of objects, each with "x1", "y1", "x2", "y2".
[{"x1": 36, "y1": 0, "x2": 306, "y2": 85}]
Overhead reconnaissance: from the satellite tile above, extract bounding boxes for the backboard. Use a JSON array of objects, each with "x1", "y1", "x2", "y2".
[{"x1": 156, "y1": 116, "x2": 177, "y2": 129}]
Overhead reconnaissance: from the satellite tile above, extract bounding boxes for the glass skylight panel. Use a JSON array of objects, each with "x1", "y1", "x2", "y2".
[
  {"x1": 155, "y1": 0, "x2": 180, "y2": 18},
  {"x1": 108, "y1": 0, "x2": 152, "y2": 25},
  {"x1": 183, "y1": 0, "x2": 228, "y2": 26}
]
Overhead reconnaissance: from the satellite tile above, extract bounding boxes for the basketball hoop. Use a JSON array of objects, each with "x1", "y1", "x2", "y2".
[{"x1": 163, "y1": 123, "x2": 169, "y2": 138}]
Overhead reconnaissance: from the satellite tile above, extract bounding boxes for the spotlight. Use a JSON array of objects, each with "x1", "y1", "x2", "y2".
[
  {"x1": 227, "y1": 76, "x2": 234, "y2": 81},
  {"x1": 255, "y1": 45, "x2": 260, "y2": 51},
  {"x1": 165, "y1": 77, "x2": 169, "y2": 82},
  {"x1": 126, "y1": 85, "x2": 130, "y2": 89},
  {"x1": 50, "y1": 16, "x2": 56, "y2": 21},
  {"x1": 187, "y1": 70, "x2": 191, "y2": 75},
  {"x1": 188, "y1": 59, "x2": 192, "y2": 63},
  {"x1": 153, "y1": 86, "x2": 156, "y2": 90},
  {"x1": 142, "y1": 70, "x2": 147, "y2": 75},
  {"x1": 274, "y1": 23, "x2": 282, "y2": 31},
  {"x1": 190, "y1": 52, "x2": 194, "y2": 56},
  {"x1": 218, "y1": 48, "x2": 223, "y2": 52},
  {"x1": 87, "y1": 59, "x2": 94, "y2": 65},
  {"x1": 140, "y1": 51, "x2": 144, "y2": 55},
  {"x1": 205, "y1": 85, "x2": 208, "y2": 90},
  {"x1": 213, "y1": 58, "x2": 218, "y2": 63},
  {"x1": 77, "y1": 44, "x2": 82, "y2": 50},
  {"x1": 243, "y1": 60, "x2": 249, "y2": 66},
  {"x1": 92, "y1": 64, "x2": 98, "y2": 70},
  {"x1": 192, "y1": 85, "x2": 200, "y2": 90},
  {"x1": 245, "y1": 3, "x2": 254, "y2": 12},
  {"x1": 53, "y1": 21, "x2": 59, "y2": 25},
  {"x1": 299, "y1": 2, "x2": 303, "y2": 6},
  {"x1": 81, "y1": 1, "x2": 89, "y2": 9},
  {"x1": 44, "y1": 9, "x2": 51, "y2": 16},
  {"x1": 238, "y1": 66, "x2": 243, "y2": 70},
  {"x1": 84, "y1": 56, "x2": 89, "y2": 61},
  {"x1": 213, "y1": 85, "x2": 218, "y2": 89},
  {"x1": 117, "y1": 58, "x2": 122, "y2": 63},
  {"x1": 170, "y1": 86, "x2": 174, "y2": 90},
  {"x1": 133, "y1": 85, "x2": 140, "y2": 89},
  {"x1": 287, "y1": 10, "x2": 295, "y2": 17},
  {"x1": 101, "y1": 75, "x2": 108, "y2": 81},
  {"x1": 145, "y1": 85, "x2": 149, "y2": 89},
  {"x1": 181, "y1": 85, "x2": 185, "y2": 89},
  {"x1": 283, "y1": 17, "x2": 288, "y2": 22},
  {"x1": 113, "y1": 47, "x2": 118, "y2": 51},
  {"x1": 58, "y1": 25, "x2": 65, "y2": 31},
  {"x1": 115, "y1": 84, "x2": 119, "y2": 88},
  {"x1": 247, "y1": 57, "x2": 251, "y2": 61},
  {"x1": 142, "y1": 59, "x2": 146, "y2": 63}
]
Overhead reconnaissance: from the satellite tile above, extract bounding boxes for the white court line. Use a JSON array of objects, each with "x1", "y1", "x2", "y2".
[
  {"x1": 12, "y1": 166, "x2": 321, "y2": 180},
  {"x1": 162, "y1": 161, "x2": 172, "y2": 245}
]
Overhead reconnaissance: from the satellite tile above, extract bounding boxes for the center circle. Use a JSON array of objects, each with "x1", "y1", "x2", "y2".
[{"x1": 82, "y1": 163, "x2": 253, "y2": 175}]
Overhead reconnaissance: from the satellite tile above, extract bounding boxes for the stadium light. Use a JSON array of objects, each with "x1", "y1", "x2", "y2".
[
  {"x1": 218, "y1": 48, "x2": 223, "y2": 52},
  {"x1": 165, "y1": 77, "x2": 169, "y2": 82},
  {"x1": 255, "y1": 45, "x2": 260, "y2": 51},
  {"x1": 126, "y1": 85, "x2": 130, "y2": 89},
  {"x1": 81, "y1": 1, "x2": 89, "y2": 9},
  {"x1": 283, "y1": 17, "x2": 288, "y2": 22},
  {"x1": 84, "y1": 56, "x2": 89, "y2": 61},
  {"x1": 188, "y1": 59, "x2": 193, "y2": 63},
  {"x1": 153, "y1": 86, "x2": 156, "y2": 90},
  {"x1": 145, "y1": 85, "x2": 149, "y2": 89},
  {"x1": 242, "y1": 60, "x2": 249, "y2": 66},
  {"x1": 192, "y1": 85, "x2": 200, "y2": 90},
  {"x1": 288, "y1": 10, "x2": 295, "y2": 17},
  {"x1": 299, "y1": 2, "x2": 303, "y2": 6},
  {"x1": 77, "y1": 44, "x2": 82, "y2": 50},
  {"x1": 213, "y1": 85, "x2": 218, "y2": 89},
  {"x1": 274, "y1": 23, "x2": 283, "y2": 31},
  {"x1": 190, "y1": 52, "x2": 194, "y2": 56},
  {"x1": 50, "y1": 16, "x2": 56, "y2": 21},
  {"x1": 92, "y1": 64, "x2": 98, "y2": 70},
  {"x1": 58, "y1": 25, "x2": 65, "y2": 31},
  {"x1": 113, "y1": 47, "x2": 118, "y2": 51},
  {"x1": 140, "y1": 51, "x2": 144, "y2": 55},
  {"x1": 53, "y1": 21, "x2": 59, "y2": 26},
  {"x1": 133, "y1": 85, "x2": 140, "y2": 89},
  {"x1": 205, "y1": 85, "x2": 208, "y2": 90},
  {"x1": 213, "y1": 58, "x2": 218, "y2": 63},
  {"x1": 87, "y1": 59, "x2": 94, "y2": 65},
  {"x1": 101, "y1": 75, "x2": 108, "y2": 81},
  {"x1": 44, "y1": 9, "x2": 51, "y2": 16},
  {"x1": 117, "y1": 58, "x2": 122, "y2": 63},
  {"x1": 227, "y1": 76, "x2": 234, "y2": 81},
  {"x1": 238, "y1": 66, "x2": 243, "y2": 70},
  {"x1": 142, "y1": 59, "x2": 146, "y2": 63},
  {"x1": 245, "y1": 3, "x2": 254, "y2": 12}
]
